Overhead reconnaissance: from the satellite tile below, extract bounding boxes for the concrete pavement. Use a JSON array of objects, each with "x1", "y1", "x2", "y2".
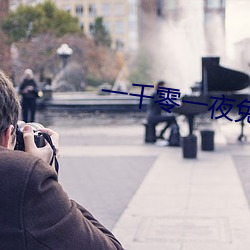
[
  {"x1": 111, "y1": 121, "x2": 250, "y2": 250},
  {"x1": 42, "y1": 111, "x2": 250, "y2": 250}
]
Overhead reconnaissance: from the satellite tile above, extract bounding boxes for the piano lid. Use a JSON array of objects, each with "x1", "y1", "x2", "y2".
[{"x1": 202, "y1": 57, "x2": 250, "y2": 92}]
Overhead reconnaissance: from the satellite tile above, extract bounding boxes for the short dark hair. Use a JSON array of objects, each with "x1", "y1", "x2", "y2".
[
  {"x1": 156, "y1": 81, "x2": 166, "y2": 88},
  {"x1": 0, "y1": 71, "x2": 20, "y2": 142}
]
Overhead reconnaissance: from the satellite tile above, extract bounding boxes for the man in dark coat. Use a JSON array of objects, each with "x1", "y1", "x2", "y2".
[
  {"x1": 146, "y1": 80, "x2": 179, "y2": 140},
  {"x1": 0, "y1": 70, "x2": 124, "y2": 249}
]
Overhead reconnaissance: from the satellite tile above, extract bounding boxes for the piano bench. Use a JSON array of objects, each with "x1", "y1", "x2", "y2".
[{"x1": 142, "y1": 120, "x2": 156, "y2": 143}]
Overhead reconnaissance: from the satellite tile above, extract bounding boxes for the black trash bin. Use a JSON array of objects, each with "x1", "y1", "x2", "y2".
[
  {"x1": 200, "y1": 130, "x2": 214, "y2": 151},
  {"x1": 182, "y1": 135, "x2": 197, "y2": 159}
]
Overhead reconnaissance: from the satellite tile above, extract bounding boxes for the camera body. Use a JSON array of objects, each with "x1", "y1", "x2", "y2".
[{"x1": 14, "y1": 122, "x2": 46, "y2": 151}]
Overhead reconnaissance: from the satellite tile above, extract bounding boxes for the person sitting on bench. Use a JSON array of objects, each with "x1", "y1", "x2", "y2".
[{"x1": 146, "y1": 80, "x2": 179, "y2": 140}]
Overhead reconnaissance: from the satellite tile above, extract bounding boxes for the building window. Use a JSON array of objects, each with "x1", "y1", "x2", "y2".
[
  {"x1": 164, "y1": 0, "x2": 177, "y2": 10},
  {"x1": 128, "y1": 20, "x2": 136, "y2": 32},
  {"x1": 116, "y1": 39, "x2": 124, "y2": 51},
  {"x1": 205, "y1": 0, "x2": 225, "y2": 9},
  {"x1": 115, "y1": 20, "x2": 124, "y2": 33},
  {"x1": 103, "y1": 20, "x2": 112, "y2": 32},
  {"x1": 89, "y1": 4, "x2": 96, "y2": 17},
  {"x1": 128, "y1": 3, "x2": 137, "y2": 17},
  {"x1": 76, "y1": 5, "x2": 84, "y2": 16},
  {"x1": 114, "y1": 3, "x2": 124, "y2": 16},
  {"x1": 80, "y1": 22, "x2": 84, "y2": 32},
  {"x1": 64, "y1": 5, "x2": 71, "y2": 13},
  {"x1": 101, "y1": 3, "x2": 111, "y2": 16},
  {"x1": 89, "y1": 22, "x2": 95, "y2": 33}
]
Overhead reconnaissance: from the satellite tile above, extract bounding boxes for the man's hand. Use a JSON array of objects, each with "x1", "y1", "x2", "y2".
[{"x1": 22, "y1": 125, "x2": 59, "y2": 165}]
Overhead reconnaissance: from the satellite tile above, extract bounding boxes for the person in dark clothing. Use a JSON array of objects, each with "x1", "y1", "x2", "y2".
[
  {"x1": 0, "y1": 70, "x2": 124, "y2": 249},
  {"x1": 19, "y1": 69, "x2": 39, "y2": 123},
  {"x1": 146, "y1": 80, "x2": 179, "y2": 140}
]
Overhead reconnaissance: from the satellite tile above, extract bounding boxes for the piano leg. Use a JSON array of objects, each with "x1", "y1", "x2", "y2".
[
  {"x1": 238, "y1": 116, "x2": 247, "y2": 142},
  {"x1": 187, "y1": 115, "x2": 195, "y2": 136}
]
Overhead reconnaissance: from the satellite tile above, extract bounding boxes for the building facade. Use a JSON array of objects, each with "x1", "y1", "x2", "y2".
[
  {"x1": 51, "y1": 0, "x2": 138, "y2": 51},
  {"x1": 139, "y1": 0, "x2": 226, "y2": 55},
  {"x1": 9, "y1": 0, "x2": 139, "y2": 51},
  {"x1": 9, "y1": 0, "x2": 44, "y2": 10}
]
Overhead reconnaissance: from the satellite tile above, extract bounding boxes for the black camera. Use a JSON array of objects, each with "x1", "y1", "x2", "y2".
[{"x1": 14, "y1": 122, "x2": 46, "y2": 151}]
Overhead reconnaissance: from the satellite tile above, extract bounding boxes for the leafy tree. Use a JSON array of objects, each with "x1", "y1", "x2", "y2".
[
  {"x1": 1, "y1": 0, "x2": 80, "y2": 42},
  {"x1": 91, "y1": 17, "x2": 111, "y2": 47},
  {"x1": 13, "y1": 33, "x2": 121, "y2": 90}
]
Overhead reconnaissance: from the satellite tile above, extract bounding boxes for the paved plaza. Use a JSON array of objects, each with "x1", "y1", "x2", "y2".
[{"x1": 37, "y1": 110, "x2": 250, "y2": 250}]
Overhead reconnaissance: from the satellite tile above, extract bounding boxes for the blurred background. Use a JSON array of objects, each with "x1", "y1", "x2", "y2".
[{"x1": 0, "y1": 0, "x2": 250, "y2": 97}]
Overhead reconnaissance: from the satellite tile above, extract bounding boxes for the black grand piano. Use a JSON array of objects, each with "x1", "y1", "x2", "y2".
[{"x1": 173, "y1": 57, "x2": 250, "y2": 141}]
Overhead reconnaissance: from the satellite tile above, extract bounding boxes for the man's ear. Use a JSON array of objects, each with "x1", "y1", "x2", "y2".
[{"x1": 2, "y1": 125, "x2": 15, "y2": 149}]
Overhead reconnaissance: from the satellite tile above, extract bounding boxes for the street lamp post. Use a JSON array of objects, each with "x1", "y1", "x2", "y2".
[{"x1": 56, "y1": 43, "x2": 73, "y2": 68}]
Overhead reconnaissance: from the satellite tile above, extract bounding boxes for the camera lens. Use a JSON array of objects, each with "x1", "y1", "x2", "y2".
[{"x1": 14, "y1": 121, "x2": 46, "y2": 151}]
